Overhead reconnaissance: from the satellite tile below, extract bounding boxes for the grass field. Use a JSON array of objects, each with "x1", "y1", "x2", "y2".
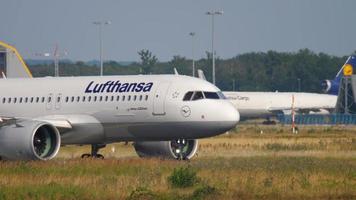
[{"x1": 0, "y1": 125, "x2": 355, "y2": 199}]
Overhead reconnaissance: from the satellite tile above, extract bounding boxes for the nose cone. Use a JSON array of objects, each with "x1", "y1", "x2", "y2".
[{"x1": 221, "y1": 101, "x2": 240, "y2": 131}]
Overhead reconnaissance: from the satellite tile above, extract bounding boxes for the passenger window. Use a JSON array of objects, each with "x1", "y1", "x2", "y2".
[
  {"x1": 117, "y1": 96, "x2": 120, "y2": 101},
  {"x1": 88, "y1": 96, "x2": 92, "y2": 102},
  {"x1": 71, "y1": 96, "x2": 75, "y2": 102},
  {"x1": 36, "y1": 97, "x2": 39, "y2": 103},
  {"x1": 134, "y1": 95, "x2": 137, "y2": 101},
  {"x1": 8, "y1": 98, "x2": 11, "y2": 103},
  {"x1": 82, "y1": 96, "x2": 86, "y2": 102},
  {"x1": 145, "y1": 95, "x2": 148, "y2": 101},
  {"x1": 30, "y1": 97, "x2": 34, "y2": 103},
  {"x1": 26, "y1": 97, "x2": 29, "y2": 103},
  {"x1": 128, "y1": 95, "x2": 131, "y2": 101},
  {"x1": 192, "y1": 92, "x2": 204, "y2": 101},
  {"x1": 19, "y1": 97, "x2": 23, "y2": 103},
  {"x1": 76, "y1": 96, "x2": 80, "y2": 102},
  {"x1": 122, "y1": 96, "x2": 125, "y2": 101},
  {"x1": 183, "y1": 92, "x2": 193, "y2": 101},
  {"x1": 2, "y1": 98, "x2": 5, "y2": 103},
  {"x1": 111, "y1": 96, "x2": 114, "y2": 101},
  {"x1": 41, "y1": 97, "x2": 45, "y2": 103},
  {"x1": 105, "y1": 96, "x2": 108, "y2": 101},
  {"x1": 204, "y1": 92, "x2": 219, "y2": 99},
  {"x1": 14, "y1": 98, "x2": 17, "y2": 103},
  {"x1": 57, "y1": 97, "x2": 60, "y2": 103},
  {"x1": 94, "y1": 96, "x2": 97, "y2": 102},
  {"x1": 99, "y1": 96, "x2": 103, "y2": 101},
  {"x1": 65, "y1": 97, "x2": 69, "y2": 102},
  {"x1": 139, "y1": 95, "x2": 143, "y2": 101}
]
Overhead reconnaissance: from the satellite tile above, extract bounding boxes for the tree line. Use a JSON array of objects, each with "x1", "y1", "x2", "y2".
[{"x1": 27, "y1": 49, "x2": 351, "y2": 93}]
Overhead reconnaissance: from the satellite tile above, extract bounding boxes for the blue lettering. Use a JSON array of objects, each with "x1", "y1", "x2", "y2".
[
  {"x1": 143, "y1": 82, "x2": 153, "y2": 92},
  {"x1": 135, "y1": 82, "x2": 145, "y2": 92},
  {"x1": 127, "y1": 83, "x2": 137, "y2": 92},
  {"x1": 85, "y1": 81, "x2": 94, "y2": 93},
  {"x1": 119, "y1": 83, "x2": 129, "y2": 93},
  {"x1": 85, "y1": 80, "x2": 154, "y2": 93}
]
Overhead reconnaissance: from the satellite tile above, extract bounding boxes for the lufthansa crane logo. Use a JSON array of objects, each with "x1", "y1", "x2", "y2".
[
  {"x1": 181, "y1": 106, "x2": 191, "y2": 117},
  {"x1": 343, "y1": 64, "x2": 353, "y2": 76}
]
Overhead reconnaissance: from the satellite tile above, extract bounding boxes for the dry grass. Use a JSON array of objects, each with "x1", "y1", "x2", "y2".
[{"x1": 0, "y1": 124, "x2": 355, "y2": 199}]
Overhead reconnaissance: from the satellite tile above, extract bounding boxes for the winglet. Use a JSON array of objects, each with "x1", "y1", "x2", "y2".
[
  {"x1": 174, "y1": 68, "x2": 179, "y2": 75},
  {"x1": 197, "y1": 69, "x2": 206, "y2": 80}
]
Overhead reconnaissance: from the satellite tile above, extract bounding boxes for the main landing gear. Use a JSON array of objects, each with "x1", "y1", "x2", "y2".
[
  {"x1": 81, "y1": 144, "x2": 106, "y2": 159},
  {"x1": 262, "y1": 117, "x2": 277, "y2": 125}
]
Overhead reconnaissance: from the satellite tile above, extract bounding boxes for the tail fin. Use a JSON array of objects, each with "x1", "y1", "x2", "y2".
[
  {"x1": 197, "y1": 69, "x2": 206, "y2": 80},
  {"x1": 335, "y1": 56, "x2": 356, "y2": 80},
  {"x1": 0, "y1": 41, "x2": 32, "y2": 78},
  {"x1": 321, "y1": 56, "x2": 356, "y2": 95}
]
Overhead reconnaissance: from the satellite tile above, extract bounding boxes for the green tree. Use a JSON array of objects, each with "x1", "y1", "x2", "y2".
[{"x1": 138, "y1": 49, "x2": 158, "y2": 74}]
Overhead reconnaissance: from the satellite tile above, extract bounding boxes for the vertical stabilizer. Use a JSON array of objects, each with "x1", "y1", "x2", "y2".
[{"x1": 321, "y1": 56, "x2": 356, "y2": 95}]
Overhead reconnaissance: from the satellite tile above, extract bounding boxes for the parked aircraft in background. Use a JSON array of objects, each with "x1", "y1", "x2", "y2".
[
  {"x1": 224, "y1": 91, "x2": 336, "y2": 121},
  {"x1": 321, "y1": 55, "x2": 356, "y2": 95},
  {"x1": 0, "y1": 75, "x2": 239, "y2": 160},
  {"x1": 197, "y1": 70, "x2": 337, "y2": 122}
]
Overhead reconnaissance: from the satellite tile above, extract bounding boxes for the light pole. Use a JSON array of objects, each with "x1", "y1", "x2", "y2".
[
  {"x1": 93, "y1": 20, "x2": 111, "y2": 76},
  {"x1": 297, "y1": 78, "x2": 301, "y2": 92},
  {"x1": 34, "y1": 44, "x2": 67, "y2": 77},
  {"x1": 206, "y1": 10, "x2": 223, "y2": 85},
  {"x1": 189, "y1": 32, "x2": 196, "y2": 77}
]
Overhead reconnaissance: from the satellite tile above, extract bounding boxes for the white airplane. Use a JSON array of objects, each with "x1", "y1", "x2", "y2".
[
  {"x1": 223, "y1": 91, "x2": 336, "y2": 120},
  {"x1": 196, "y1": 70, "x2": 337, "y2": 122},
  {"x1": 0, "y1": 75, "x2": 239, "y2": 160}
]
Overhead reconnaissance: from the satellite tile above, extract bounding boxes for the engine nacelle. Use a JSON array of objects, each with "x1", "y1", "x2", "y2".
[
  {"x1": 321, "y1": 79, "x2": 339, "y2": 95},
  {"x1": 134, "y1": 139, "x2": 198, "y2": 160},
  {"x1": 321, "y1": 80, "x2": 332, "y2": 93},
  {"x1": 0, "y1": 120, "x2": 61, "y2": 160}
]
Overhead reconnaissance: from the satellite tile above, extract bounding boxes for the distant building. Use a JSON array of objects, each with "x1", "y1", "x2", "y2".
[{"x1": 0, "y1": 41, "x2": 32, "y2": 78}]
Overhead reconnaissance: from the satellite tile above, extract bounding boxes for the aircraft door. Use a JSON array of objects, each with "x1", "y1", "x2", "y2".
[
  {"x1": 46, "y1": 93, "x2": 53, "y2": 110},
  {"x1": 55, "y1": 93, "x2": 62, "y2": 110},
  {"x1": 152, "y1": 82, "x2": 171, "y2": 115}
]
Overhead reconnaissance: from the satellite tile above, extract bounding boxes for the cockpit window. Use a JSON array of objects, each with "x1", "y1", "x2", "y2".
[
  {"x1": 217, "y1": 91, "x2": 227, "y2": 99},
  {"x1": 183, "y1": 91, "x2": 225, "y2": 101},
  {"x1": 204, "y1": 92, "x2": 219, "y2": 99},
  {"x1": 183, "y1": 92, "x2": 193, "y2": 101},
  {"x1": 192, "y1": 91, "x2": 204, "y2": 100}
]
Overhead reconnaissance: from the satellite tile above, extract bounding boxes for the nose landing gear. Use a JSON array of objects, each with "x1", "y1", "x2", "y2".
[
  {"x1": 81, "y1": 144, "x2": 106, "y2": 159},
  {"x1": 171, "y1": 139, "x2": 190, "y2": 160}
]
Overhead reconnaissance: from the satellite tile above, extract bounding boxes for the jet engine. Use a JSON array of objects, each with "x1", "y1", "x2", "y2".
[
  {"x1": 134, "y1": 139, "x2": 198, "y2": 160},
  {"x1": 0, "y1": 120, "x2": 61, "y2": 160},
  {"x1": 321, "y1": 79, "x2": 339, "y2": 95}
]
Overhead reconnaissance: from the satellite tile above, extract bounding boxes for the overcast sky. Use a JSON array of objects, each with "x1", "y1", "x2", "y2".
[{"x1": 1, "y1": 0, "x2": 356, "y2": 61}]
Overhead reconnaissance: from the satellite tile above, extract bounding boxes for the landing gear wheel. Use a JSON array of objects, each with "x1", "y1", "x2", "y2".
[
  {"x1": 80, "y1": 144, "x2": 106, "y2": 159},
  {"x1": 95, "y1": 154, "x2": 104, "y2": 159},
  {"x1": 172, "y1": 139, "x2": 189, "y2": 160},
  {"x1": 81, "y1": 153, "x2": 91, "y2": 159},
  {"x1": 262, "y1": 117, "x2": 277, "y2": 125}
]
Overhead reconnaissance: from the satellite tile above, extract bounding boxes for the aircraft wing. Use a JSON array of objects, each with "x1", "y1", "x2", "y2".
[
  {"x1": 0, "y1": 115, "x2": 74, "y2": 129},
  {"x1": 267, "y1": 106, "x2": 334, "y2": 115}
]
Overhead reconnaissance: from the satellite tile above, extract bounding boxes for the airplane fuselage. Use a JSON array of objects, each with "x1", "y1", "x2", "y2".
[
  {"x1": 224, "y1": 91, "x2": 337, "y2": 118},
  {"x1": 0, "y1": 75, "x2": 239, "y2": 144}
]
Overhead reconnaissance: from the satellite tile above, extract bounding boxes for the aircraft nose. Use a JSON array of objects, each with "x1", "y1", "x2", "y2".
[{"x1": 221, "y1": 101, "x2": 240, "y2": 130}]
